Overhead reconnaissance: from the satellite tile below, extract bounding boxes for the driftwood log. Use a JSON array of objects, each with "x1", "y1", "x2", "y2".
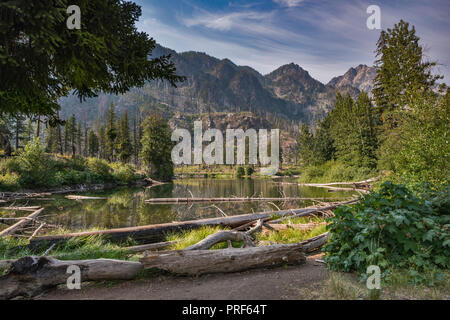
[
  {"x1": 140, "y1": 243, "x2": 306, "y2": 276},
  {"x1": 0, "y1": 256, "x2": 143, "y2": 300},
  {"x1": 145, "y1": 197, "x2": 330, "y2": 203},
  {"x1": 65, "y1": 195, "x2": 107, "y2": 200},
  {"x1": 29, "y1": 200, "x2": 355, "y2": 247},
  {"x1": 0, "y1": 207, "x2": 44, "y2": 237}
]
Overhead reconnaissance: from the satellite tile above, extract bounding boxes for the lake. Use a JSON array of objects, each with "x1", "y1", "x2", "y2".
[{"x1": 3, "y1": 178, "x2": 356, "y2": 233}]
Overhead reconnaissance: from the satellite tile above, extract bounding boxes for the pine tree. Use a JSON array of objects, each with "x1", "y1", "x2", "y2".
[
  {"x1": 88, "y1": 130, "x2": 99, "y2": 157},
  {"x1": 312, "y1": 116, "x2": 335, "y2": 164},
  {"x1": 105, "y1": 103, "x2": 117, "y2": 161},
  {"x1": 373, "y1": 20, "x2": 441, "y2": 125},
  {"x1": 140, "y1": 114, "x2": 174, "y2": 181},
  {"x1": 297, "y1": 123, "x2": 314, "y2": 166},
  {"x1": 117, "y1": 112, "x2": 132, "y2": 163},
  {"x1": 98, "y1": 125, "x2": 107, "y2": 159}
]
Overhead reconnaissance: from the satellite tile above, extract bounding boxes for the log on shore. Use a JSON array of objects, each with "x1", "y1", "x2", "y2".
[
  {"x1": 0, "y1": 207, "x2": 44, "y2": 237},
  {"x1": 262, "y1": 222, "x2": 327, "y2": 235},
  {"x1": 300, "y1": 232, "x2": 330, "y2": 253},
  {"x1": 140, "y1": 243, "x2": 305, "y2": 276},
  {"x1": 0, "y1": 256, "x2": 143, "y2": 300},
  {"x1": 29, "y1": 200, "x2": 355, "y2": 247}
]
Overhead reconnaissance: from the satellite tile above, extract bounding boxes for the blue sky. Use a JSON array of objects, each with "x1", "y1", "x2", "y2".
[{"x1": 134, "y1": 0, "x2": 450, "y2": 83}]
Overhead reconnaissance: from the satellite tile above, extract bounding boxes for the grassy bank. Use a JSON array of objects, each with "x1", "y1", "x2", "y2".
[
  {"x1": 297, "y1": 160, "x2": 377, "y2": 183},
  {"x1": 0, "y1": 139, "x2": 144, "y2": 191}
]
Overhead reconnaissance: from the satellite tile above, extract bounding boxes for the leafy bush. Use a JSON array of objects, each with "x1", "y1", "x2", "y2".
[
  {"x1": 111, "y1": 163, "x2": 137, "y2": 184},
  {"x1": 16, "y1": 138, "x2": 56, "y2": 188},
  {"x1": 246, "y1": 166, "x2": 254, "y2": 176},
  {"x1": 299, "y1": 160, "x2": 375, "y2": 183},
  {"x1": 324, "y1": 181, "x2": 450, "y2": 285},
  {"x1": 0, "y1": 172, "x2": 20, "y2": 191},
  {"x1": 69, "y1": 156, "x2": 87, "y2": 171},
  {"x1": 87, "y1": 157, "x2": 111, "y2": 180}
]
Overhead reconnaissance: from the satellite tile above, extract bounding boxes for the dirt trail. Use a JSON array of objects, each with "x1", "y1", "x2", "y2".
[{"x1": 36, "y1": 254, "x2": 327, "y2": 300}]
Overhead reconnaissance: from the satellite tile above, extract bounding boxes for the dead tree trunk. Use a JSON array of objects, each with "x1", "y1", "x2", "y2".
[
  {"x1": 0, "y1": 256, "x2": 143, "y2": 300},
  {"x1": 140, "y1": 243, "x2": 305, "y2": 276}
]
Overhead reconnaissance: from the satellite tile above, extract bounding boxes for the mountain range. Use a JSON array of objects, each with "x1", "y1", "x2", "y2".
[{"x1": 59, "y1": 44, "x2": 376, "y2": 125}]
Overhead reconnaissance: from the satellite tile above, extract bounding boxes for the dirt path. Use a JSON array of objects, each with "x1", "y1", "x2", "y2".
[{"x1": 36, "y1": 254, "x2": 327, "y2": 300}]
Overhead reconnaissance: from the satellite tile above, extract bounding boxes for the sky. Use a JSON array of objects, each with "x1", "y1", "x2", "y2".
[{"x1": 134, "y1": 0, "x2": 450, "y2": 83}]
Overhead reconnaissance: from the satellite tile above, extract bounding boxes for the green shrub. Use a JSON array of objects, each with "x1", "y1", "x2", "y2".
[
  {"x1": 324, "y1": 181, "x2": 450, "y2": 285},
  {"x1": 87, "y1": 158, "x2": 111, "y2": 180},
  {"x1": 236, "y1": 166, "x2": 245, "y2": 178},
  {"x1": 69, "y1": 156, "x2": 87, "y2": 171},
  {"x1": 0, "y1": 172, "x2": 20, "y2": 191},
  {"x1": 16, "y1": 138, "x2": 56, "y2": 188},
  {"x1": 0, "y1": 157, "x2": 20, "y2": 175},
  {"x1": 111, "y1": 163, "x2": 137, "y2": 184},
  {"x1": 246, "y1": 166, "x2": 254, "y2": 176}
]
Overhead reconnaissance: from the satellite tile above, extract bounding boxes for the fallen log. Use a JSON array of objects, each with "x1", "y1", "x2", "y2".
[
  {"x1": 145, "y1": 197, "x2": 326, "y2": 203},
  {"x1": 0, "y1": 256, "x2": 143, "y2": 300},
  {"x1": 300, "y1": 232, "x2": 330, "y2": 253},
  {"x1": 262, "y1": 222, "x2": 327, "y2": 235},
  {"x1": 29, "y1": 200, "x2": 355, "y2": 247},
  {"x1": 140, "y1": 243, "x2": 305, "y2": 276},
  {"x1": 0, "y1": 206, "x2": 41, "y2": 211},
  {"x1": 270, "y1": 199, "x2": 358, "y2": 223},
  {"x1": 0, "y1": 207, "x2": 44, "y2": 237},
  {"x1": 125, "y1": 240, "x2": 179, "y2": 253},
  {"x1": 65, "y1": 195, "x2": 107, "y2": 200},
  {"x1": 184, "y1": 230, "x2": 254, "y2": 250}
]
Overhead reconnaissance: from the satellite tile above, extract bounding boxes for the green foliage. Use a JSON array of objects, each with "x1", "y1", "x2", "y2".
[
  {"x1": 111, "y1": 163, "x2": 137, "y2": 185},
  {"x1": 140, "y1": 114, "x2": 174, "y2": 182},
  {"x1": 0, "y1": 172, "x2": 20, "y2": 191},
  {"x1": 373, "y1": 20, "x2": 441, "y2": 121},
  {"x1": 245, "y1": 166, "x2": 254, "y2": 176},
  {"x1": 236, "y1": 166, "x2": 245, "y2": 178},
  {"x1": 87, "y1": 157, "x2": 112, "y2": 180},
  {"x1": 166, "y1": 226, "x2": 240, "y2": 250},
  {"x1": 324, "y1": 181, "x2": 450, "y2": 285},
  {"x1": 117, "y1": 112, "x2": 133, "y2": 163},
  {"x1": 87, "y1": 130, "x2": 99, "y2": 157},
  {"x1": 385, "y1": 90, "x2": 449, "y2": 185},
  {"x1": 256, "y1": 224, "x2": 327, "y2": 244},
  {"x1": 0, "y1": 0, "x2": 184, "y2": 118},
  {"x1": 15, "y1": 138, "x2": 57, "y2": 188},
  {"x1": 0, "y1": 235, "x2": 130, "y2": 262},
  {"x1": 298, "y1": 160, "x2": 376, "y2": 183}
]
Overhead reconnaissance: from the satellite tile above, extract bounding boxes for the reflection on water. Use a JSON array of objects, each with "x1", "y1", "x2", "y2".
[{"x1": 2, "y1": 178, "x2": 356, "y2": 232}]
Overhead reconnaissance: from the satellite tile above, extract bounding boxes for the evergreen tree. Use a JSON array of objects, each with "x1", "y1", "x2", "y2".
[
  {"x1": 297, "y1": 123, "x2": 314, "y2": 166},
  {"x1": 105, "y1": 103, "x2": 117, "y2": 161},
  {"x1": 117, "y1": 112, "x2": 132, "y2": 163},
  {"x1": 140, "y1": 114, "x2": 174, "y2": 181},
  {"x1": 45, "y1": 125, "x2": 58, "y2": 154},
  {"x1": 88, "y1": 130, "x2": 99, "y2": 157},
  {"x1": 312, "y1": 116, "x2": 335, "y2": 163},
  {"x1": 98, "y1": 126, "x2": 107, "y2": 160},
  {"x1": 76, "y1": 122, "x2": 82, "y2": 156},
  {"x1": 373, "y1": 20, "x2": 441, "y2": 126}
]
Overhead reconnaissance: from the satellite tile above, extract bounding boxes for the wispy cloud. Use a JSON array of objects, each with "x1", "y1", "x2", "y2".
[
  {"x1": 273, "y1": 0, "x2": 305, "y2": 7},
  {"x1": 135, "y1": 0, "x2": 450, "y2": 83}
]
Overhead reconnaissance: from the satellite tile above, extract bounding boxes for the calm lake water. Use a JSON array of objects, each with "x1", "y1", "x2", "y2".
[{"x1": 3, "y1": 178, "x2": 356, "y2": 232}]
